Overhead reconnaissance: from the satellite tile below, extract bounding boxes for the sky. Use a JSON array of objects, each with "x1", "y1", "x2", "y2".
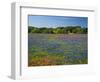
[{"x1": 28, "y1": 15, "x2": 88, "y2": 28}]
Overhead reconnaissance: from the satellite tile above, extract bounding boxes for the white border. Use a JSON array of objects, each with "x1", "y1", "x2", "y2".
[{"x1": 11, "y1": 2, "x2": 97, "y2": 80}]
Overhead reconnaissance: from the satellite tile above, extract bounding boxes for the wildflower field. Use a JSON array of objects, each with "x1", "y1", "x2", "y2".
[{"x1": 28, "y1": 34, "x2": 87, "y2": 66}]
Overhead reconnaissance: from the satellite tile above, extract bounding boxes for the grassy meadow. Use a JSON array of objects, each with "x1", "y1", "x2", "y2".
[{"x1": 28, "y1": 33, "x2": 87, "y2": 66}]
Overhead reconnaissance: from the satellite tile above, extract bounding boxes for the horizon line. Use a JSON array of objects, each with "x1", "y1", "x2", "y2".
[{"x1": 28, "y1": 25, "x2": 87, "y2": 28}]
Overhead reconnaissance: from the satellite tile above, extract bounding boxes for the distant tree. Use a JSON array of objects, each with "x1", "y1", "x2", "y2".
[
  {"x1": 72, "y1": 28, "x2": 82, "y2": 34},
  {"x1": 31, "y1": 28, "x2": 40, "y2": 33},
  {"x1": 28, "y1": 26, "x2": 36, "y2": 33},
  {"x1": 82, "y1": 28, "x2": 87, "y2": 34}
]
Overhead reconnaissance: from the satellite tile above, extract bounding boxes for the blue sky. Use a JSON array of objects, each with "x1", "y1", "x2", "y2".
[{"x1": 28, "y1": 15, "x2": 88, "y2": 28}]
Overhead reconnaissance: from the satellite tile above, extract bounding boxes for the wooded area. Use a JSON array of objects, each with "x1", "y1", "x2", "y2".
[{"x1": 28, "y1": 26, "x2": 87, "y2": 34}]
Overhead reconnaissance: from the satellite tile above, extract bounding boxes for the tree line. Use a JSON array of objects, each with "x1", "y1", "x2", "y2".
[{"x1": 28, "y1": 26, "x2": 87, "y2": 34}]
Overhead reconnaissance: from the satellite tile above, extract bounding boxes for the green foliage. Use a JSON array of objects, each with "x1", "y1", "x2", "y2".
[
  {"x1": 72, "y1": 27, "x2": 83, "y2": 34},
  {"x1": 28, "y1": 26, "x2": 87, "y2": 34}
]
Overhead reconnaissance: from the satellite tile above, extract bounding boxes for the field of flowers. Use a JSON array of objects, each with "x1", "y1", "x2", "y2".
[{"x1": 28, "y1": 34, "x2": 87, "y2": 66}]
